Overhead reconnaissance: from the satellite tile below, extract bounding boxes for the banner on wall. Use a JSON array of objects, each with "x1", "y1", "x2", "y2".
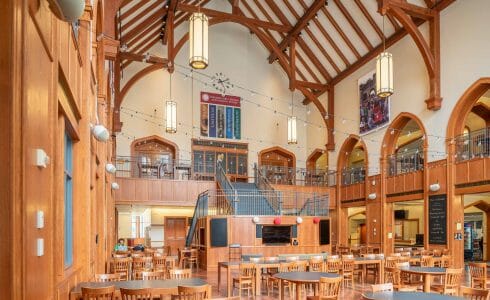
[
  {"x1": 358, "y1": 71, "x2": 390, "y2": 135},
  {"x1": 200, "y1": 92, "x2": 241, "y2": 140}
]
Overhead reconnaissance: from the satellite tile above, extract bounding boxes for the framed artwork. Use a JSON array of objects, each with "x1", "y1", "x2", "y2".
[{"x1": 358, "y1": 71, "x2": 390, "y2": 135}]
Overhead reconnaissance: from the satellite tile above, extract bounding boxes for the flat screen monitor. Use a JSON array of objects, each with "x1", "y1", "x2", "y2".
[{"x1": 262, "y1": 225, "x2": 291, "y2": 244}]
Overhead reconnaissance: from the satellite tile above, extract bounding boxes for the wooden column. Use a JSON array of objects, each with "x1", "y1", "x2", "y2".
[{"x1": 326, "y1": 87, "x2": 335, "y2": 151}]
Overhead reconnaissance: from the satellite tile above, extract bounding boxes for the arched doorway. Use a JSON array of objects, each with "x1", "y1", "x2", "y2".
[
  {"x1": 337, "y1": 136, "x2": 367, "y2": 186},
  {"x1": 258, "y1": 146, "x2": 296, "y2": 185},
  {"x1": 306, "y1": 149, "x2": 329, "y2": 186},
  {"x1": 129, "y1": 135, "x2": 179, "y2": 179},
  {"x1": 463, "y1": 197, "x2": 490, "y2": 261}
]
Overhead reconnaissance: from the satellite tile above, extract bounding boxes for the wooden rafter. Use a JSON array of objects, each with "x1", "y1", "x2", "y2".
[
  {"x1": 354, "y1": 0, "x2": 384, "y2": 40},
  {"x1": 121, "y1": 8, "x2": 168, "y2": 44},
  {"x1": 120, "y1": 0, "x2": 152, "y2": 21},
  {"x1": 320, "y1": 6, "x2": 361, "y2": 59},
  {"x1": 120, "y1": 1, "x2": 163, "y2": 32},
  {"x1": 333, "y1": 0, "x2": 373, "y2": 51},
  {"x1": 163, "y1": 0, "x2": 179, "y2": 45},
  {"x1": 267, "y1": 0, "x2": 325, "y2": 63}
]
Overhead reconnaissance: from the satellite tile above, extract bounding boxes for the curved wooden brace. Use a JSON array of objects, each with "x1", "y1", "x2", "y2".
[
  {"x1": 337, "y1": 134, "x2": 368, "y2": 172},
  {"x1": 296, "y1": 85, "x2": 328, "y2": 128},
  {"x1": 446, "y1": 78, "x2": 490, "y2": 139},
  {"x1": 380, "y1": 112, "x2": 428, "y2": 158},
  {"x1": 116, "y1": 64, "x2": 163, "y2": 109},
  {"x1": 388, "y1": 6, "x2": 435, "y2": 77}
]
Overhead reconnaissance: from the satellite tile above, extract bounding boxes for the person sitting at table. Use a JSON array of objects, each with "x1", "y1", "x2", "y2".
[
  {"x1": 133, "y1": 244, "x2": 145, "y2": 252},
  {"x1": 114, "y1": 238, "x2": 128, "y2": 251}
]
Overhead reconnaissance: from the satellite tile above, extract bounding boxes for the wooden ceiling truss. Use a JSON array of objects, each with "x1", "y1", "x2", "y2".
[{"x1": 113, "y1": 0, "x2": 455, "y2": 150}]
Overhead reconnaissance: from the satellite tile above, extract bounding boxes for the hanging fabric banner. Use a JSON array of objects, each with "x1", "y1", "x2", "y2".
[{"x1": 200, "y1": 92, "x2": 241, "y2": 139}]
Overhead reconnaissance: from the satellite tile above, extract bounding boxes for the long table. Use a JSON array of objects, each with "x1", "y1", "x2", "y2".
[
  {"x1": 217, "y1": 257, "x2": 384, "y2": 297},
  {"x1": 69, "y1": 278, "x2": 208, "y2": 300}
]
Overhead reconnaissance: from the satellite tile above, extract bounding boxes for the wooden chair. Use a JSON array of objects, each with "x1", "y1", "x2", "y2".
[
  {"x1": 140, "y1": 271, "x2": 165, "y2": 280},
  {"x1": 291, "y1": 260, "x2": 307, "y2": 272},
  {"x1": 460, "y1": 286, "x2": 490, "y2": 300},
  {"x1": 384, "y1": 257, "x2": 398, "y2": 283},
  {"x1": 153, "y1": 256, "x2": 167, "y2": 272},
  {"x1": 306, "y1": 276, "x2": 342, "y2": 300},
  {"x1": 371, "y1": 283, "x2": 393, "y2": 292},
  {"x1": 178, "y1": 285, "x2": 211, "y2": 300},
  {"x1": 112, "y1": 258, "x2": 132, "y2": 281},
  {"x1": 232, "y1": 262, "x2": 255, "y2": 297},
  {"x1": 120, "y1": 288, "x2": 153, "y2": 300},
  {"x1": 82, "y1": 286, "x2": 116, "y2": 300},
  {"x1": 431, "y1": 268, "x2": 462, "y2": 295},
  {"x1": 364, "y1": 254, "x2": 379, "y2": 283},
  {"x1": 162, "y1": 245, "x2": 171, "y2": 256},
  {"x1": 132, "y1": 257, "x2": 153, "y2": 279},
  {"x1": 420, "y1": 255, "x2": 434, "y2": 267},
  {"x1": 183, "y1": 249, "x2": 199, "y2": 271},
  {"x1": 469, "y1": 262, "x2": 489, "y2": 289},
  {"x1": 341, "y1": 259, "x2": 355, "y2": 288},
  {"x1": 309, "y1": 258, "x2": 325, "y2": 272},
  {"x1": 113, "y1": 253, "x2": 129, "y2": 258},
  {"x1": 326, "y1": 258, "x2": 341, "y2": 274},
  {"x1": 441, "y1": 255, "x2": 451, "y2": 268},
  {"x1": 94, "y1": 273, "x2": 121, "y2": 282},
  {"x1": 168, "y1": 268, "x2": 192, "y2": 279},
  {"x1": 267, "y1": 262, "x2": 294, "y2": 297}
]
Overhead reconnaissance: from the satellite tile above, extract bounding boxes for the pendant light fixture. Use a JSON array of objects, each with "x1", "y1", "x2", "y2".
[
  {"x1": 376, "y1": 15, "x2": 393, "y2": 98},
  {"x1": 166, "y1": 73, "x2": 177, "y2": 133},
  {"x1": 189, "y1": 8, "x2": 208, "y2": 69},
  {"x1": 288, "y1": 91, "x2": 297, "y2": 144}
]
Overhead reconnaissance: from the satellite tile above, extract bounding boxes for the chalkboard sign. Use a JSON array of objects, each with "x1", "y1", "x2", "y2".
[
  {"x1": 210, "y1": 218, "x2": 228, "y2": 247},
  {"x1": 428, "y1": 195, "x2": 447, "y2": 245},
  {"x1": 319, "y1": 220, "x2": 330, "y2": 245}
]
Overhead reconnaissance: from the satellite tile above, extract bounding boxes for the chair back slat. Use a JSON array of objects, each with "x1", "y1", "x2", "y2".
[
  {"x1": 120, "y1": 288, "x2": 153, "y2": 300},
  {"x1": 318, "y1": 276, "x2": 342, "y2": 299},
  {"x1": 168, "y1": 268, "x2": 192, "y2": 279},
  {"x1": 178, "y1": 285, "x2": 211, "y2": 300},
  {"x1": 82, "y1": 286, "x2": 116, "y2": 300}
]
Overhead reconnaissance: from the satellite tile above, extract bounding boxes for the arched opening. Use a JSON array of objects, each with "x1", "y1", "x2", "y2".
[
  {"x1": 337, "y1": 136, "x2": 367, "y2": 186},
  {"x1": 382, "y1": 113, "x2": 427, "y2": 176},
  {"x1": 347, "y1": 208, "x2": 366, "y2": 246},
  {"x1": 125, "y1": 135, "x2": 179, "y2": 179},
  {"x1": 463, "y1": 196, "x2": 490, "y2": 261},
  {"x1": 305, "y1": 149, "x2": 329, "y2": 186},
  {"x1": 258, "y1": 146, "x2": 296, "y2": 185}
]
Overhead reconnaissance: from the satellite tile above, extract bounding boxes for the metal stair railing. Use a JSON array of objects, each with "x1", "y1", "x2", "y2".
[
  {"x1": 185, "y1": 191, "x2": 208, "y2": 247},
  {"x1": 298, "y1": 194, "x2": 329, "y2": 216},
  {"x1": 215, "y1": 161, "x2": 238, "y2": 214},
  {"x1": 254, "y1": 163, "x2": 282, "y2": 215}
]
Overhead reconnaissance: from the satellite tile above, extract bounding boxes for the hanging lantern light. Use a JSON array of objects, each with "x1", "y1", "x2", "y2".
[
  {"x1": 166, "y1": 101, "x2": 177, "y2": 133},
  {"x1": 288, "y1": 116, "x2": 297, "y2": 144},
  {"x1": 288, "y1": 91, "x2": 297, "y2": 144},
  {"x1": 189, "y1": 12, "x2": 208, "y2": 69},
  {"x1": 376, "y1": 15, "x2": 393, "y2": 98},
  {"x1": 376, "y1": 52, "x2": 393, "y2": 98}
]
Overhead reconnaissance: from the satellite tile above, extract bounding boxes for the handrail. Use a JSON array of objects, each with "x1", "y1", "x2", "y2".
[
  {"x1": 387, "y1": 147, "x2": 424, "y2": 176},
  {"x1": 258, "y1": 165, "x2": 336, "y2": 187},
  {"x1": 216, "y1": 161, "x2": 238, "y2": 213},
  {"x1": 341, "y1": 166, "x2": 366, "y2": 186},
  {"x1": 255, "y1": 164, "x2": 282, "y2": 215},
  {"x1": 185, "y1": 191, "x2": 208, "y2": 247},
  {"x1": 455, "y1": 127, "x2": 490, "y2": 162}
]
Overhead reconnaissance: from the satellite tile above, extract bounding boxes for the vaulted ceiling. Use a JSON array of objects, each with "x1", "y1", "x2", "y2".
[{"x1": 113, "y1": 0, "x2": 454, "y2": 148}]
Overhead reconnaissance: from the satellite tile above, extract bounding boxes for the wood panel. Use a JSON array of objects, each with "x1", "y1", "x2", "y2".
[
  {"x1": 386, "y1": 171, "x2": 424, "y2": 196},
  {"x1": 115, "y1": 178, "x2": 216, "y2": 205},
  {"x1": 340, "y1": 182, "x2": 366, "y2": 203},
  {"x1": 201, "y1": 216, "x2": 330, "y2": 270},
  {"x1": 428, "y1": 160, "x2": 447, "y2": 195},
  {"x1": 455, "y1": 158, "x2": 490, "y2": 186}
]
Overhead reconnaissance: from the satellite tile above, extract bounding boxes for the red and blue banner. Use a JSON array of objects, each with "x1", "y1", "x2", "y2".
[{"x1": 200, "y1": 92, "x2": 241, "y2": 140}]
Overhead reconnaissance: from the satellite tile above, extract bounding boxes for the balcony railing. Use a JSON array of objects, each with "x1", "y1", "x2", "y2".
[
  {"x1": 341, "y1": 166, "x2": 365, "y2": 186},
  {"x1": 258, "y1": 165, "x2": 336, "y2": 187},
  {"x1": 455, "y1": 127, "x2": 490, "y2": 162},
  {"x1": 387, "y1": 148, "x2": 424, "y2": 176},
  {"x1": 115, "y1": 156, "x2": 213, "y2": 181}
]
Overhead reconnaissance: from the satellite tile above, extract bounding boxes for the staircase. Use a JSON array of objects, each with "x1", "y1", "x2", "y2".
[
  {"x1": 185, "y1": 192, "x2": 208, "y2": 247},
  {"x1": 231, "y1": 182, "x2": 278, "y2": 215}
]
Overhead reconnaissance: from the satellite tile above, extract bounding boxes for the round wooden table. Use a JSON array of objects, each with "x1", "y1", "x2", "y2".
[
  {"x1": 362, "y1": 291, "x2": 463, "y2": 300},
  {"x1": 273, "y1": 272, "x2": 340, "y2": 300},
  {"x1": 399, "y1": 266, "x2": 446, "y2": 292}
]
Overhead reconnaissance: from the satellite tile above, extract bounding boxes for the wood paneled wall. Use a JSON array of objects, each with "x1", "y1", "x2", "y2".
[
  {"x1": 0, "y1": 0, "x2": 115, "y2": 298},
  {"x1": 199, "y1": 216, "x2": 330, "y2": 270},
  {"x1": 115, "y1": 178, "x2": 216, "y2": 205}
]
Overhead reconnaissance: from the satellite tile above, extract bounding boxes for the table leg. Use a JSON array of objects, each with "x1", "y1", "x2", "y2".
[
  {"x1": 296, "y1": 283, "x2": 301, "y2": 300},
  {"x1": 378, "y1": 261, "x2": 384, "y2": 284},
  {"x1": 227, "y1": 265, "x2": 232, "y2": 297},
  {"x1": 217, "y1": 263, "x2": 221, "y2": 294},
  {"x1": 279, "y1": 279, "x2": 284, "y2": 300},
  {"x1": 255, "y1": 265, "x2": 261, "y2": 296},
  {"x1": 424, "y1": 274, "x2": 431, "y2": 293}
]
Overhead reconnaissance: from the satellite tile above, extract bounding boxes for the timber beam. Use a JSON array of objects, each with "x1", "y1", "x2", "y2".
[
  {"x1": 268, "y1": 0, "x2": 325, "y2": 63},
  {"x1": 379, "y1": 0, "x2": 442, "y2": 110}
]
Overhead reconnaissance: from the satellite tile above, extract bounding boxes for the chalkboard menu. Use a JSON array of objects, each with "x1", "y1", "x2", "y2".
[{"x1": 428, "y1": 195, "x2": 447, "y2": 245}]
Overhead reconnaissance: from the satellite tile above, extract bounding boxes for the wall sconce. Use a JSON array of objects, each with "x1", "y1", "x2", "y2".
[
  {"x1": 368, "y1": 193, "x2": 377, "y2": 200},
  {"x1": 105, "y1": 163, "x2": 117, "y2": 174},
  {"x1": 91, "y1": 124, "x2": 110, "y2": 142},
  {"x1": 111, "y1": 182, "x2": 120, "y2": 190},
  {"x1": 252, "y1": 216, "x2": 259, "y2": 223},
  {"x1": 296, "y1": 217, "x2": 303, "y2": 224},
  {"x1": 429, "y1": 182, "x2": 441, "y2": 192}
]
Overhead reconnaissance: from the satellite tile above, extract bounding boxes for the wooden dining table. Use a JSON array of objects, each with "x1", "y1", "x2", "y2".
[
  {"x1": 354, "y1": 257, "x2": 385, "y2": 284},
  {"x1": 69, "y1": 278, "x2": 209, "y2": 300},
  {"x1": 362, "y1": 291, "x2": 463, "y2": 300},
  {"x1": 399, "y1": 266, "x2": 446, "y2": 292},
  {"x1": 273, "y1": 272, "x2": 340, "y2": 300}
]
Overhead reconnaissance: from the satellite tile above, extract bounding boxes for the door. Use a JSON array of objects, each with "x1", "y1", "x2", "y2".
[
  {"x1": 360, "y1": 224, "x2": 367, "y2": 244},
  {"x1": 164, "y1": 217, "x2": 187, "y2": 255}
]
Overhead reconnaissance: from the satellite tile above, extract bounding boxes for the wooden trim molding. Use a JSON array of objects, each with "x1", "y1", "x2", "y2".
[{"x1": 258, "y1": 146, "x2": 297, "y2": 169}]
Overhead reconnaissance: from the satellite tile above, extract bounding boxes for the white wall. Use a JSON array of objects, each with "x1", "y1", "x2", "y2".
[
  {"x1": 328, "y1": 0, "x2": 490, "y2": 174},
  {"x1": 117, "y1": 0, "x2": 490, "y2": 176}
]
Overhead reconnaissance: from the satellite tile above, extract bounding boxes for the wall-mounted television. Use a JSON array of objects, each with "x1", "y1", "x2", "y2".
[
  {"x1": 394, "y1": 210, "x2": 408, "y2": 219},
  {"x1": 262, "y1": 225, "x2": 291, "y2": 244}
]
